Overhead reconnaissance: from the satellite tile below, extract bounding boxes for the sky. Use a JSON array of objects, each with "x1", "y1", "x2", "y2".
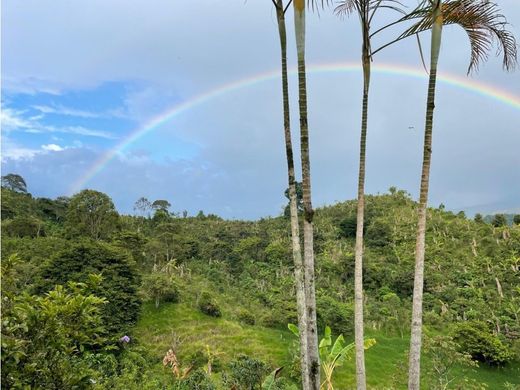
[{"x1": 1, "y1": 0, "x2": 519, "y2": 219}]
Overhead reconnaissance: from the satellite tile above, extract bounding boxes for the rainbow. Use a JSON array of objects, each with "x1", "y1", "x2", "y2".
[{"x1": 69, "y1": 62, "x2": 520, "y2": 194}]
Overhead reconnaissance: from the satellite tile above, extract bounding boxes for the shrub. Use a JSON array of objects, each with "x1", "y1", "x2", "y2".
[
  {"x1": 171, "y1": 369, "x2": 216, "y2": 390},
  {"x1": 222, "y1": 354, "x2": 269, "y2": 390},
  {"x1": 1, "y1": 279, "x2": 106, "y2": 389},
  {"x1": 141, "y1": 272, "x2": 179, "y2": 308},
  {"x1": 36, "y1": 240, "x2": 141, "y2": 335},
  {"x1": 198, "y1": 291, "x2": 221, "y2": 317},
  {"x1": 452, "y1": 321, "x2": 514, "y2": 365},
  {"x1": 237, "y1": 309, "x2": 256, "y2": 325},
  {"x1": 317, "y1": 295, "x2": 353, "y2": 336}
]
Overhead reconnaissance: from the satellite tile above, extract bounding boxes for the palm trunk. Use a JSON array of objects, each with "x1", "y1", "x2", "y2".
[
  {"x1": 294, "y1": 1, "x2": 320, "y2": 388},
  {"x1": 274, "y1": 2, "x2": 310, "y2": 387},
  {"x1": 354, "y1": 42, "x2": 370, "y2": 390},
  {"x1": 408, "y1": 2, "x2": 443, "y2": 389}
]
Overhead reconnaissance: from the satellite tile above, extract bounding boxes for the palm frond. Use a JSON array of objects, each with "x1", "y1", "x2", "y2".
[
  {"x1": 399, "y1": 0, "x2": 517, "y2": 73},
  {"x1": 334, "y1": 0, "x2": 358, "y2": 17}
]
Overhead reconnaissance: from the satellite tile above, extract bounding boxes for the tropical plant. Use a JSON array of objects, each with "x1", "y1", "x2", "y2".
[
  {"x1": 318, "y1": 326, "x2": 375, "y2": 390},
  {"x1": 272, "y1": 0, "x2": 310, "y2": 387},
  {"x1": 36, "y1": 240, "x2": 141, "y2": 334},
  {"x1": 292, "y1": 0, "x2": 331, "y2": 387},
  {"x1": 391, "y1": 1, "x2": 517, "y2": 388},
  {"x1": 334, "y1": 1, "x2": 406, "y2": 386}
]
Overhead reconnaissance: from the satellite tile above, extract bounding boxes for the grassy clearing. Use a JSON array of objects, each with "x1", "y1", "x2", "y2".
[{"x1": 135, "y1": 302, "x2": 520, "y2": 389}]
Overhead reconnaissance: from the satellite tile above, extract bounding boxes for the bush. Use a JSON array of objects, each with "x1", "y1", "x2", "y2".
[
  {"x1": 1, "y1": 278, "x2": 106, "y2": 389},
  {"x1": 198, "y1": 291, "x2": 221, "y2": 317},
  {"x1": 171, "y1": 369, "x2": 216, "y2": 390},
  {"x1": 141, "y1": 272, "x2": 179, "y2": 308},
  {"x1": 452, "y1": 321, "x2": 514, "y2": 365},
  {"x1": 237, "y1": 309, "x2": 256, "y2": 325},
  {"x1": 36, "y1": 240, "x2": 141, "y2": 335},
  {"x1": 222, "y1": 354, "x2": 269, "y2": 390},
  {"x1": 317, "y1": 295, "x2": 353, "y2": 336}
]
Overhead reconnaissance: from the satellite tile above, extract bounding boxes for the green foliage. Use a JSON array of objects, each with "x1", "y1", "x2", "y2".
[
  {"x1": 319, "y1": 326, "x2": 376, "y2": 390},
  {"x1": 222, "y1": 354, "x2": 270, "y2": 390},
  {"x1": 1, "y1": 173, "x2": 27, "y2": 193},
  {"x1": 317, "y1": 295, "x2": 353, "y2": 336},
  {"x1": 2, "y1": 215, "x2": 45, "y2": 238},
  {"x1": 65, "y1": 189, "x2": 120, "y2": 240},
  {"x1": 237, "y1": 308, "x2": 256, "y2": 325},
  {"x1": 283, "y1": 182, "x2": 303, "y2": 217},
  {"x1": 423, "y1": 334, "x2": 483, "y2": 390},
  {"x1": 141, "y1": 271, "x2": 179, "y2": 308},
  {"x1": 37, "y1": 241, "x2": 141, "y2": 334},
  {"x1": 492, "y1": 214, "x2": 508, "y2": 227},
  {"x1": 1, "y1": 272, "x2": 107, "y2": 389},
  {"x1": 198, "y1": 291, "x2": 222, "y2": 317},
  {"x1": 171, "y1": 369, "x2": 216, "y2": 390},
  {"x1": 338, "y1": 215, "x2": 357, "y2": 238},
  {"x1": 452, "y1": 321, "x2": 514, "y2": 365}
]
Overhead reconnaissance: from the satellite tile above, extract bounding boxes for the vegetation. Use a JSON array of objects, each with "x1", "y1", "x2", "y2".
[{"x1": 2, "y1": 181, "x2": 519, "y2": 388}]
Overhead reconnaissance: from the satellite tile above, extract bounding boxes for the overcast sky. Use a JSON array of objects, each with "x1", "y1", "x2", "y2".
[{"x1": 1, "y1": 0, "x2": 519, "y2": 219}]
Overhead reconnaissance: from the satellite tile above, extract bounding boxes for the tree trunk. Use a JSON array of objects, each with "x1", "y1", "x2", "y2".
[
  {"x1": 354, "y1": 45, "x2": 371, "y2": 390},
  {"x1": 294, "y1": 1, "x2": 320, "y2": 388},
  {"x1": 275, "y1": 1, "x2": 310, "y2": 387},
  {"x1": 408, "y1": 2, "x2": 443, "y2": 389}
]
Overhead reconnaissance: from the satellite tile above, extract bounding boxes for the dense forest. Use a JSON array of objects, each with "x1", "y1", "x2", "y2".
[{"x1": 1, "y1": 175, "x2": 519, "y2": 389}]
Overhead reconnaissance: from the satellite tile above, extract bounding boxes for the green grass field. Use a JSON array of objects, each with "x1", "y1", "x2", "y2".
[{"x1": 135, "y1": 302, "x2": 520, "y2": 389}]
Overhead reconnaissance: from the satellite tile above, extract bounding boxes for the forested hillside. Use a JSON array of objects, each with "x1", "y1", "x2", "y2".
[{"x1": 1, "y1": 178, "x2": 519, "y2": 389}]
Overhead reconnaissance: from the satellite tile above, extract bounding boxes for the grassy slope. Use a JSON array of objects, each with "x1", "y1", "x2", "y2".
[{"x1": 135, "y1": 302, "x2": 520, "y2": 389}]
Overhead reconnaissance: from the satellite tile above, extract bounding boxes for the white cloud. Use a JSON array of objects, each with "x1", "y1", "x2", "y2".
[
  {"x1": 42, "y1": 143, "x2": 65, "y2": 152},
  {"x1": 1, "y1": 104, "x2": 117, "y2": 139},
  {"x1": 32, "y1": 104, "x2": 102, "y2": 118}
]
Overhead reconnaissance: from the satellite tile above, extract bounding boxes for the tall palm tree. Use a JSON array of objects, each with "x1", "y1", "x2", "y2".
[
  {"x1": 334, "y1": 2, "x2": 405, "y2": 387},
  {"x1": 293, "y1": 0, "x2": 331, "y2": 387},
  {"x1": 272, "y1": 1, "x2": 310, "y2": 387},
  {"x1": 383, "y1": 1, "x2": 516, "y2": 388}
]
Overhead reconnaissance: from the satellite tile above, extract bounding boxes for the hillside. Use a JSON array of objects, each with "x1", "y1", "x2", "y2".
[{"x1": 2, "y1": 185, "x2": 520, "y2": 389}]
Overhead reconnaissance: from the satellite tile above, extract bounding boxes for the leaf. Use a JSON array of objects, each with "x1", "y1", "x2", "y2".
[
  {"x1": 288, "y1": 323, "x2": 300, "y2": 337},
  {"x1": 262, "y1": 367, "x2": 284, "y2": 389}
]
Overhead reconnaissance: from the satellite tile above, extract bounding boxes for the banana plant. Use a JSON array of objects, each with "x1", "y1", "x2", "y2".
[
  {"x1": 319, "y1": 326, "x2": 376, "y2": 390},
  {"x1": 289, "y1": 324, "x2": 376, "y2": 390}
]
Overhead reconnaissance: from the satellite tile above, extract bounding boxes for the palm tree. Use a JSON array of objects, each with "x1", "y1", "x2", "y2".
[
  {"x1": 334, "y1": 2, "x2": 405, "y2": 387},
  {"x1": 292, "y1": 0, "x2": 331, "y2": 387},
  {"x1": 383, "y1": 1, "x2": 516, "y2": 388},
  {"x1": 272, "y1": 1, "x2": 310, "y2": 387}
]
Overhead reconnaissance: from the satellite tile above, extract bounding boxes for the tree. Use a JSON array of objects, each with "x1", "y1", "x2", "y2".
[
  {"x1": 37, "y1": 241, "x2": 141, "y2": 334},
  {"x1": 271, "y1": 1, "x2": 310, "y2": 386},
  {"x1": 513, "y1": 215, "x2": 520, "y2": 225},
  {"x1": 152, "y1": 199, "x2": 171, "y2": 213},
  {"x1": 283, "y1": 182, "x2": 303, "y2": 217},
  {"x1": 474, "y1": 213, "x2": 484, "y2": 223},
  {"x1": 293, "y1": 0, "x2": 325, "y2": 387},
  {"x1": 397, "y1": 2, "x2": 517, "y2": 388},
  {"x1": 2, "y1": 255, "x2": 107, "y2": 389},
  {"x1": 134, "y1": 197, "x2": 153, "y2": 217},
  {"x1": 1, "y1": 173, "x2": 27, "y2": 193},
  {"x1": 491, "y1": 214, "x2": 507, "y2": 227},
  {"x1": 65, "y1": 189, "x2": 119, "y2": 240},
  {"x1": 334, "y1": 1, "x2": 406, "y2": 386}
]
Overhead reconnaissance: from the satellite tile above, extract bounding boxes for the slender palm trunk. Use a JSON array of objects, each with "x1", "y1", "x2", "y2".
[
  {"x1": 354, "y1": 40, "x2": 370, "y2": 390},
  {"x1": 408, "y1": 2, "x2": 443, "y2": 389},
  {"x1": 294, "y1": 1, "x2": 320, "y2": 388},
  {"x1": 274, "y1": 2, "x2": 310, "y2": 387}
]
